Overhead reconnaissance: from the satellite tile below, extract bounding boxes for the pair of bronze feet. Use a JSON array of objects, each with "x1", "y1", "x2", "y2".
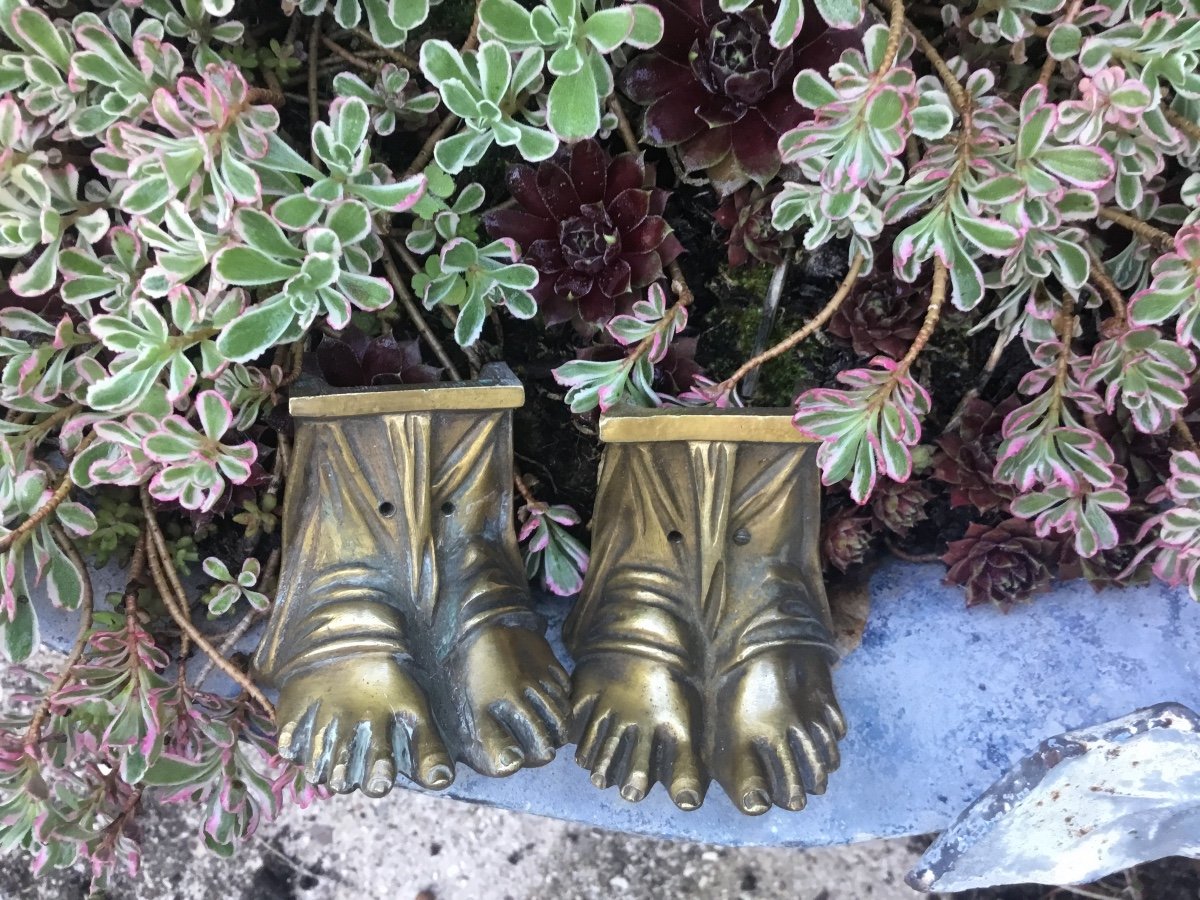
[{"x1": 255, "y1": 368, "x2": 844, "y2": 813}]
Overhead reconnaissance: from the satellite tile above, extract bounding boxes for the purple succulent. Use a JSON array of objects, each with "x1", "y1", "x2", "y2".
[
  {"x1": 942, "y1": 518, "x2": 1057, "y2": 611},
  {"x1": 871, "y1": 478, "x2": 934, "y2": 536},
  {"x1": 619, "y1": 0, "x2": 857, "y2": 194},
  {"x1": 821, "y1": 506, "x2": 874, "y2": 572},
  {"x1": 934, "y1": 396, "x2": 1020, "y2": 513},
  {"x1": 713, "y1": 185, "x2": 790, "y2": 267},
  {"x1": 315, "y1": 325, "x2": 443, "y2": 388},
  {"x1": 483, "y1": 140, "x2": 683, "y2": 328}
]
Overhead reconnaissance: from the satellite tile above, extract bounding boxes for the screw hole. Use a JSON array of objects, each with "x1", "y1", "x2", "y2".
[
  {"x1": 733, "y1": 528, "x2": 751, "y2": 546},
  {"x1": 378, "y1": 501, "x2": 395, "y2": 518},
  {"x1": 441, "y1": 501, "x2": 455, "y2": 516},
  {"x1": 667, "y1": 530, "x2": 683, "y2": 544}
]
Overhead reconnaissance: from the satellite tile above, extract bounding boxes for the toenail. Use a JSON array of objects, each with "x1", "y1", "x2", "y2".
[
  {"x1": 743, "y1": 788, "x2": 770, "y2": 813},
  {"x1": 674, "y1": 788, "x2": 702, "y2": 811},
  {"x1": 786, "y1": 791, "x2": 807, "y2": 811},
  {"x1": 590, "y1": 771, "x2": 609, "y2": 789},
  {"x1": 425, "y1": 763, "x2": 454, "y2": 788},
  {"x1": 367, "y1": 776, "x2": 393, "y2": 796},
  {"x1": 620, "y1": 785, "x2": 645, "y2": 802},
  {"x1": 498, "y1": 746, "x2": 524, "y2": 769}
]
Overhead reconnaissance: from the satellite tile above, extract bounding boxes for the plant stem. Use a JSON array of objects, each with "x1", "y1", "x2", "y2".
[
  {"x1": 1165, "y1": 105, "x2": 1200, "y2": 145},
  {"x1": 194, "y1": 607, "x2": 267, "y2": 688},
  {"x1": 278, "y1": 339, "x2": 306, "y2": 388},
  {"x1": 1086, "y1": 249, "x2": 1128, "y2": 320},
  {"x1": 0, "y1": 466, "x2": 77, "y2": 554},
  {"x1": 350, "y1": 28, "x2": 419, "y2": 70},
  {"x1": 892, "y1": 257, "x2": 946, "y2": 381},
  {"x1": 319, "y1": 36, "x2": 381, "y2": 75},
  {"x1": 22, "y1": 524, "x2": 95, "y2": 751},
  {"x1": 1099, "y1": 207, "x2": 1174, "y2": 253},
  {"x1": 1037, "y1": 0, "x2": 1082, "y2": 88},
  {"x1": 140, "y1": 487, "x2": 276, "y2": 719},
  {"x1": 715, "y1": 254, "x2": 866, "y2": 397},
  {"x1": 380, "y1": 242, "x2": 464, "y2": 379},
  {"x1": 513, "y1": 471, "x2": 547, "y2": 512},
  {"x1": 944, "y1": 323, "x2": 1012, "y2": 432},
  {"x1": 1174, "y1": 416, "x2": 1198, "y2": 452},
  {"x1": 880, "y1": 0, "x2": 908, "y2": 73},
  {"x1": 403, "y1": 113, "x2": 460, "y2": 178},
  {"x1": 904, "y1": 13, "x2": 969, "y2": 114}
]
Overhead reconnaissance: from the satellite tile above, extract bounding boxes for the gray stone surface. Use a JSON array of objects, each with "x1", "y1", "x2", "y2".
[
  {"x1": 32, "y1": 559, "x2": 1200, "y2": 849},
  {"x1": 909, "y1": 703, "x2": 1200, "y2": 892}
]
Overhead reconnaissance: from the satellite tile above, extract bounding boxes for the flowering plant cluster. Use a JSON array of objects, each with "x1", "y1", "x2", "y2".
[{"x1": 3, "y1": 0, "x2": 1200, "y2": 887}]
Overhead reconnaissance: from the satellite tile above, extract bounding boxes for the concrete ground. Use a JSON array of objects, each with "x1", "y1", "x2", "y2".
[{"x1": 0, "y1": 785, "x2": 928, "y2": 900}]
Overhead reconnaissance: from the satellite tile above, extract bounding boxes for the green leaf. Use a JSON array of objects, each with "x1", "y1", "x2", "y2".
[
  {"x1": 214, "y1": 247, "x2": 299, "y2": 285},
  {"x1": 514, "y1": 123, "x2": 559, "y2": 163},
  {"x1": 455, "y1": 293, "x2": 488, "y2": 346},
  {"x1": 813, "y1": 0, "x2": 863, "y2": 28},
  {"x1": 1037, "y1": 147, "x2": 1114, "y2": 189},
  {"x1": 627, "y1": 4, "x2": 665, "y2": 48},
  {"x1": 216, "y1": 295, "x2": 297, "y2": 363},
  {"x1": 236, "y1": 210, "x2": 303, "y2": 259},
  {"x1": 547, "y1": 63, "x2": 602, "y2": 141},
  {"x1": 480, "y1": 0, "x2": 537, "y2": 44},
  {"x1": 334, "y1": 97, "x2": 371, "y2": 150},
  {"x1": 12, "y1": 7, "x2": 71, "y2": 71},
  {"x1": 326, "y1": 201, "x2": 372, "y2": 245},
  {"x1": 584, "y1": 7, "x2": 635, "y2": 53},
  {"x1": 792, "y1": 70, "x2": 838, "y2": 108},
  {"x1": 1, "y1": 594, "x2": 38, "y2": 662}
]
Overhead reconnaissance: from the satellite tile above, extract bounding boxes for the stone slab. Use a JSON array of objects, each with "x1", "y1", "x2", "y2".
[
  {"x1": 909, "y1": 703, "x2": 1200, "y2": 891},
  {"x1": 34, "y1": 560, "x2": 1200, "y2": 848}
]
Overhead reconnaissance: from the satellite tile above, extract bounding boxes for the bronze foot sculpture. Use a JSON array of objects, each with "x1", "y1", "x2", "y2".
[
  {"x1": 566, "y1": 408, "x2": 846, "y2": 814},
  {"x1": 254, "y1": 364, "x2": 570, "y2": 796}
]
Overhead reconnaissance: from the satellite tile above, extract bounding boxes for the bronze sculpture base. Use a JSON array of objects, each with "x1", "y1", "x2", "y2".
[
  {"x1": 566, "y1": 408, "x2": 845, "y2": 814},
  {"x1": 254, "y1": 365, "x2": 570, "y2": 796}
]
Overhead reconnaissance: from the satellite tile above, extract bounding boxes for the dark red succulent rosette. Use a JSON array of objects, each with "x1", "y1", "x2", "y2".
[
  {"x1": 619, "y1": 0, "x2": 858, "y2": 195},
  {"x1": 934, "y1": 395, "x2": 1020, "y2": 513},
  {"x1": 315, "y1": 324, "x2": 443, "y2": 388},
  {"x1": 942, "y1": 518, "x2": 1057, "y2": 612},
  {"x1": 713, "y1": 184, "x2": 789, "y2": 267},
  {"x1": 483, "y1": 140, "x2": 683, "y2": 328}
]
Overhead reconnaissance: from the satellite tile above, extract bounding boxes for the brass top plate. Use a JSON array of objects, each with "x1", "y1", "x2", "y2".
[
  {"x1": 290, "y1": 362, "x2": 524, "y2": 418},
  {"x1": 599, "y1": 406, "x2": 814, "y2": 443}
]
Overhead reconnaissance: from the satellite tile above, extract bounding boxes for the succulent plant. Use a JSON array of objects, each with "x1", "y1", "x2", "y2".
[
  {"x1": 871, "y1": 477, "x2": 933, "y2": 536},
  {"x1": 483, "y1": 139, "x2": 683, "y2": 327},
  {"x1": 821, "y1": 506, "x2": 873, "y2": 572},
  {"x1": 942, "y1": 518, "x2": 1058, "y2": 611},
  {"x1": 934, "y1": 396, "x2": 1021, "y2": 513},
  {"x1": 618, "y1": 0, "x2": 855, "y2": 195},
  {"x1": 827, "y1": 257, "x2": 931, "y2": 360},
  {"x1": 333, "y1": 65, "x2": 440, "y2": 137},
  {"x1": 713, "y1": 184, "x2": 791, "y2": 267},
  {"x1": 315, "y1": 325, "x2": 443, "y2": 387}
]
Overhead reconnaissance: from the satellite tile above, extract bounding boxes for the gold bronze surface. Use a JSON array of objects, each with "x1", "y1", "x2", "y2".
[
  {"x1": 255, "y1": 363, "x2": 570, "y2": 797},
  {"x1": 567, "y1": 406, "x2": 845, "y2": 815}
]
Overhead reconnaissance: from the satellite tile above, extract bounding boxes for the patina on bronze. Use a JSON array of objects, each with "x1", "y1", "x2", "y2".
[
  {"x1": 254, "y1": 363, "x2": 570, "y2": 797},
  {"x1": 567, "y1": 406, "x2": 845, "y2": 815}
]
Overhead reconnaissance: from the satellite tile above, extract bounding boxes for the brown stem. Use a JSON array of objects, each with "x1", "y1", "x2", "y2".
[
  {"x1": 194, "y1": 607, "x2": 267, "y2": 687},
  {"x1": 246, "y1": 86, "x2": 286, "y2": 108},
  {"x1": 319, "y1": 36, "x2": 382, "y2": 75},
  {"x1": 1165, "y1": 105, "x2": 1200, "y2": 145},
  {"x1": 0, "y1": 467, "x2": 77, "y2": 554},
  {"x1": 22, "y1": 524, "x2": 95, "y2": 750},
  {"x1": 905, "y1": 14, "x2": 969, "y2": 114},
  {"x1": 894, "y1": 258, "x2": 947, "y2": 381},
  {"x1": 944, "y1": 325, "x2": 1011, "y2": 432},
  {"x1": 350, "y1": 28, "x2": 419, "y2": 70},
  {"x1": 1174, "y1": 416, "x2": 1199, "y2": 452},
  {"x1": 608, "y1": 94, "x2": 640, "y2": 154},
  {"x1": 140, "y1": 488, "x2": 276, "y2": 719},
  {"x1": 1087, "y1": 249, "x2": 1128, "y2": 320},
  {"x1": 513, "y1": 471, "x2": 547, "y2": 512},
  {"x1": 403, "y1": 113, "x2": 460, "y2": 178},
  {"x1": 715, "y1": 254, "x2": 866, "y2": 396},
  {"x1": 307, "y1": 16, "x2": 322, "y2": 166},
  {"x1": 381, "y1": 241, "x2": 464, "y2": 380},
  {"x1": 14, "y1": 403, "x2": 82, "y2": 450},
  {"x1": 1037, "y1": 0, "x2": 1082, "y2": 88},
  {"x1": 880, "y1": 0, "x2": 908, "y2": 73},
  {"x1": 885, "y1": 535, "x2": 942, "y2": 564},
  {"x1": 1099, "y1": 207, "x2": 1174, "y2": 253},
  {"x1": 277, "y1": 339, "x2": 306, "y2": 388}
]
